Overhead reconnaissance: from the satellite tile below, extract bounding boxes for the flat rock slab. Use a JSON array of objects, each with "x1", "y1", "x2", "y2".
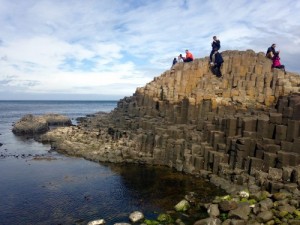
[{"x1": 12, "y1": 114, "x2": 72, "y2": 135}]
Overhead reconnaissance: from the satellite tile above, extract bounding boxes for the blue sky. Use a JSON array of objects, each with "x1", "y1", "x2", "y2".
[{"x1": 0, "y1": 0, "x2": 300, "y2": 100}]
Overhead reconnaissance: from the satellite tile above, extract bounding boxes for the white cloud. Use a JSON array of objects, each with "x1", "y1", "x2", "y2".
[{"x1": 0, "y1": 0, "x2": 299, "y2": 100}]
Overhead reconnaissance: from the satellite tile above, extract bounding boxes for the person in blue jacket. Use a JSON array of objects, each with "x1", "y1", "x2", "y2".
[
  {"x1": 209, "y1": 36, "x2": 221, "y2": 63},
  {"x1": 211, "y1": 48, "x2": 224, "y2": 78}
]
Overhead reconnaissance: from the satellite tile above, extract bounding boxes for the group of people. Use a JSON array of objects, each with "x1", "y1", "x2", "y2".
[
  {"x1": 171, "y1": 37, "x2": 287, "y2": 78},
  {"x1": 172, "y1": 49, "x2": 194, "y2": 66},
  {"x1": 266, "y1": 43, "x2": 286, "y2": 74},
  {"x1": 171, "y1": 36, "x2": 224, "y2": 78}
]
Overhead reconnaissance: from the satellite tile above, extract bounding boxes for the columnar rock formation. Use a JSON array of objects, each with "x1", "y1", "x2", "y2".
[
  {"x1": 110, "y1": 50, "x2": 300, "y2": 192},
  {"x1": 42, "y1": 50, "x2": 300, "y2": 192}
]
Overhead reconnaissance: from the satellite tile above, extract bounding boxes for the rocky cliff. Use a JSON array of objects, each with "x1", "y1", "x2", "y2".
[{"x1": 42, "y1": 50, "x2": 300, "y2": 193}]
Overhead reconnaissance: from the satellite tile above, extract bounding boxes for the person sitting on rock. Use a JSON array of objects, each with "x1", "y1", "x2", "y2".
[
  {"x1": 178, "y1": 54, "x2": 184, "y2": 62},
  {"x1": 272, "y1": 51, "x2": 286, "y2": 74},
  {"x1": 172, "y1": 57, "x2": 177, "y2": 68},
  {"x1": 179, "y1": 50, "x2": 194, "y2": 62},
  {"x1": 211, "y1": 48, "x2": 224, "y2": 78},
  {"x1": 209, "y1": 36, "x2": 221, "y2": 64},
  {"x1": 266, "y1": 43, "x2": 276, "y2": 59}
]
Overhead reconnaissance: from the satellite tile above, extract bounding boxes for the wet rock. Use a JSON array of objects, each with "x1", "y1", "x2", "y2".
[
  {"x1": 273, "y1": 192, "x2": 291, "y2": 201},
  {"x1": 174, "y1": 199, "x2": 190, "y2": 212},
  {"x1": 228, "y1": 203, "x2": 251, "y2": 220},
  {"x1": 259, "y1": 198, "x2": 273, "y2": 211},
  {"x1": 249, "y1": 191, "x2": 271, "y2": 201},
  {"x1": 219, "y1": 200, "x2": 238, "y2": 212},
  {"x1": 207, "y1": 204, "x2": 220, "y2": 217},
  {"x1": 157, "y1": 213, "x2": 173, "y2": 223},
  {"x1": 194, "y1": 217, "x2": 221, "y2": 225},
  {"x1": 256, "y1": 211, "x2": 273, "y2": 223},
  {"x1": 185, "y1": 192, "x2": 197, "y2": 204},
  {"x1": 278, "y1": 204, "x2": 296, "y2": 214},
  {"x1": 87, "y1": 219, "x2": 106, "y2": 225},
  {"x1": 129, "y1": 211, "x2": 144, "y2": 223},
  {"x1": 12, "y1": 113, "x2": 72, "y2": 136}
]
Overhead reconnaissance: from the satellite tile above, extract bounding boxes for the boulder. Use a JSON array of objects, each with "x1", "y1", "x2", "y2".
[
  {"x1": 207, "y1": 204, "x2": 220, "y2": 217},
  {"x1": 228, "y1": 203, "x2": 251, "y2": 220},
  {"x1": 259, "y1": 198, "x2": 273, "y2": 211},
  {"x1": 174, "y1": 199, "x2": 190, "y2": 212},
  {"x1": 13, "y1": 114, "x2": 72, "y2": 136},
  {"x1": 256, "y1": 211, "x2": 273, "y2": 223},
  {"x1": 219, "y1": 200, "x2": 238, "y2": 212},
  {"x1": 129, "y1": 211, "x2": 144, "y2": 223},
  {"x1": 87, "y1": 219, "x2": 106, "y2": 225},
  {"x1": 12, "y1": 114, "x2": 48, "y2": 135},
  {"x1": 273, "y1": 192, "x2": 292, "y2": 201}
]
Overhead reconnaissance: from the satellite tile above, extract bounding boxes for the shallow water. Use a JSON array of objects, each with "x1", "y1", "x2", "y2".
[{"x1": 0, "y1": 101, "x2": 225, "y2": 225}]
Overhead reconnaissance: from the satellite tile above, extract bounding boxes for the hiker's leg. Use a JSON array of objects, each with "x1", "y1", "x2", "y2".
[{"x1": 209, "y1": 50, "x2": 214, "y2": 62}]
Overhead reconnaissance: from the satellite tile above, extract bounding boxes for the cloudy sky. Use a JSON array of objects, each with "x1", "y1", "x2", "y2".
[{"x1": 0, "y1": 0, "x2": 299, "y2": 100}]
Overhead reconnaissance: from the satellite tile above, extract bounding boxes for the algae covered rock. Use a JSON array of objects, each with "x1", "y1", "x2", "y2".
[
  {"x1": 157, "y1": 213, "x2": 173, "y2": 223},
  {"x1": 42, "y1": 113, "x2": 72, "y2": 126},
  {"x1": 174, "y1": 199, "x2": 190, "y2": 212}
]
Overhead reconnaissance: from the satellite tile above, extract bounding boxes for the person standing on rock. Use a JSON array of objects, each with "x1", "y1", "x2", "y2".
[
  {"x1": 209, "y1": 36, "x2": 221, "y2": 64},
  {"x1": 211, "y1": 48, "x2": 224, "y2": 78},
  {"x1": 179, "y1": 50, "x2": 194, "y2": 62},
  {"x1": 266, "y1": 43, "x2": 276, "y2": 59}
]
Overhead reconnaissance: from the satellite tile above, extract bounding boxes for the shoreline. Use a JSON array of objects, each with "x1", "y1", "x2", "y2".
[{"x1": 37, "y1": 110, "x2": 300, "y2": 224}]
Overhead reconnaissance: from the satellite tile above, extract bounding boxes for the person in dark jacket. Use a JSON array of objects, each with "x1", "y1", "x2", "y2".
[
  {"x1": 266, "y1": 43, "x2": 276, "y2": 59},
  {"x1": 171, "y1": 57, "x2": 177, "y2": 68},
  {"x1": 209, "y1": 36, "x2": 221, "y2": 63},
  {"x1": 211, "y1": 49, "x2": 224, "y2": 77}
]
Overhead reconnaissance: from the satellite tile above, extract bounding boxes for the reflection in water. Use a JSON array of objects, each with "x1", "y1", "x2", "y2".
[
  {"x1": 107, "y1": 163, "x2": 226, "y2": 222},
  {"x1": 0, "y1": 156, "x2": 225, "y2": 225}
]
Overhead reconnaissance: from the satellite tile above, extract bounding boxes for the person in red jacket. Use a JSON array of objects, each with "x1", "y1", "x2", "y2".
[{"x1": 179, "y1": 50, "x2": 194, "y2": 62}]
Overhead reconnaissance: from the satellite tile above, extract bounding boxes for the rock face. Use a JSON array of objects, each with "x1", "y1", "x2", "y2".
[
  {"x1": 13, "y1": 114, "x2": 71, "y2": 135},
  {"x1": 12, "y1": 114, "x2": 49, "y2": 135},
  {"x1": 41, "y1": 50, "x2": 300, "y2": 192}
]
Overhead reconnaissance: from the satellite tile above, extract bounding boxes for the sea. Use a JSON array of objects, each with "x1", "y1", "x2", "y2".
[{"x1": 0, "y1": 100, "x2": 224, "y2": 225}]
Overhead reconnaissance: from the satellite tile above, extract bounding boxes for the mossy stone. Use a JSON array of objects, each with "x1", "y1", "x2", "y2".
[
  {"x1": 157, "y1": 213, "x2": 173, "y2": 223},
  {"x1": 279, "y1": 211, "x2": 289, "y2": 218}
]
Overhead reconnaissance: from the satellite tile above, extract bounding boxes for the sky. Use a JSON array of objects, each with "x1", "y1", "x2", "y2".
[{"x1": 0, "y1": 0, "x2": 300, "y2": 100}]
